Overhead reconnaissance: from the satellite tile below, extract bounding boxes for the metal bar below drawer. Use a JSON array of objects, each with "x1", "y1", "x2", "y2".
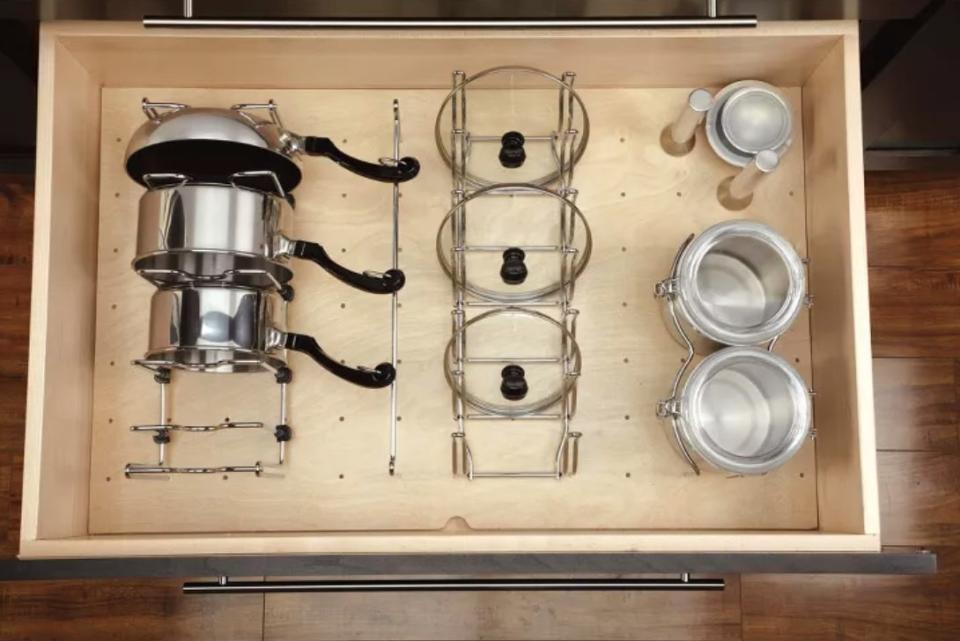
[{"x1": 183, "y1": 576, "x2": 725, "y2": 594}]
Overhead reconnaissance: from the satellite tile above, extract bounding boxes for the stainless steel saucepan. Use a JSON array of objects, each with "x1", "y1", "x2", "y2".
[
  {"x1": 143, "y1": 285, "x2": 395, "y2": 388},
  {"x1": 125, "y1": 99, "x2": 420, "y2": 191},
  {"x1": 134, "y1": 172, "x2": 404, "y2": 295}
]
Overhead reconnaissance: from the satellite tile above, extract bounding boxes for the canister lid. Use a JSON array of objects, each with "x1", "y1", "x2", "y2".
[{"x1": 719, "y1": 87, "x2": 792, "y2": 155}]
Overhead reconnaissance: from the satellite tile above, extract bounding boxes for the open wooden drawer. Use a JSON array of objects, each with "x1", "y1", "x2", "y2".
[{"x1": 14, "y1": 19, "x2": 928, "y2": 575}]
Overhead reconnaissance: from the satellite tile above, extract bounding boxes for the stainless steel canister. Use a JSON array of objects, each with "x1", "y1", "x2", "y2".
[
  {"x1": 669, "y1": 347, "x2": 812, "y2": 475},
  {"x1": 656, "y1": 220, "x2": 806, "y2": 353}
]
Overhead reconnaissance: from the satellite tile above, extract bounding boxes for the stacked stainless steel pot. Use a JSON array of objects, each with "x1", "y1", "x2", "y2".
[{"x1": 126, "y1": 99, "x2": 420, "y2": 387}]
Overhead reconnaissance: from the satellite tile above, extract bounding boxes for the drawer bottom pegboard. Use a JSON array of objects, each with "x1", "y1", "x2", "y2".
[{"x1": 87, "y1": 85, "x2": 816, "y2": 536}]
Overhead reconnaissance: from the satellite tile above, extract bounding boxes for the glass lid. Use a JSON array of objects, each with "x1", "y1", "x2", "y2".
[
  {"x1": 444, "y1": 307, "x2": 581, "y2": 417},
  {"x1": 435, "y1": 66, "x2": 590, "y2": 188},
  {"x1": 436, "y1": 184, "x2": 592, "y2": 303}
]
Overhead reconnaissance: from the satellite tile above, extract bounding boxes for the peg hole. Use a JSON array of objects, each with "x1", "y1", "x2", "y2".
[
  {"x1": 339, "y1": 416, "x2": 345, "y2": 422},
  {"x1": 338, "y1": 473, "x2": 345, "y2": 479},
  {"x1": 109, "y1": 360, "x2": 115, "y2": 366},
  {"x1": 222, "y1": 475, "x2": 229, "y2": 481},
  {"x1": 625, "y1": 472, "x2": 631, "y2": 478},
  {"x1": 623, "y1": 357, "x2": 629, "y2": 363},
  {"x1": 624, "y1": 414, "x2": 631, "y2": 421},
  {"x1": 108, "y1": 418, "x2": 113, "y2": 424},
  {"x1": 115, "y1": 137, "x2": 121, "y2": 143},
  {"x1": 619, "y1": 137, "x2": 625, "y2": 143},
  {"x1": 114, "y1": 192, "x2": 120, "y2": 198},
  {"x1": 620, "y1": 192, "x2": 626, "y2": 198},
  {"x1": 676, "y1": 191, "x2": 682, "y2": 198},
  {"x1": 341, "y1": 193, "x2": 347, "y2": 198},
  {"x1": 340, "y1": 303, "x2": 346, "y2": 309},
  {"x1": 799, "y1": 472, "x2": 805, "y2": 479},
  {"x1": 105, "y1": 476, "x2": 111, "y2": 482}
]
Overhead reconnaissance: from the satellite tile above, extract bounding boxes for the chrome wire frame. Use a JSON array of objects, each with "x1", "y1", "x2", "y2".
[
  {"x1": 126, "y1": 300, "x2": 292, "y2": 477},
  {"x1": 445, "y1": 69, "x2": 586, "y2": 480}
]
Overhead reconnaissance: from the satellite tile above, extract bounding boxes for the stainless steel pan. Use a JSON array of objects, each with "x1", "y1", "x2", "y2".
[
  {"x1": 125, "y1": 100, "x2": 420, "y2": 191},
  {"x1": 134, "y1": 173, "x2": 404, "y2": 295},
  {"x1": 143, "y1": 286, "x2": 395, "y2": 388}
]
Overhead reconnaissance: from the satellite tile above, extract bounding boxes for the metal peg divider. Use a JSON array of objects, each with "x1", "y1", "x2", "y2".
[
  {"x1": 445, "y1": 69, "x2": 587, "y2": 480},
  {"x1": 717, "y1": 149, "x2": 780, "y2": 210},
  {"x1": 660, "y1": 88, "x2": 714, "y2": 156},
  {"x1": 388, "y1": 99, "x2": 402, "y2": 475}
]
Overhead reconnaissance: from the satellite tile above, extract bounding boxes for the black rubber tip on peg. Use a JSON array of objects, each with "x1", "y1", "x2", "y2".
[
  {"x1": 153, "y1": 368, "x2": 171, "y2": 385},
  {"x1": 499, "y1": 131, "x2": 526, "y2": 168},
  {"x1": 280, "y1": 285, "x2": 295, "y2": 302},
  {"x1": 274, "y1": 424, "x2": 293, "y2": 442},
  {"x1": 152, "y1": 430, "x2": 171, "y2": 445},
  {"x1": 500, "y1": 247, "x2": 528, "y2": 285},
  {"x1": 274, "y1": 367, "x2": 293, "y2": 385},
  {"x1": 500, "y1": 364, "x2": 529, "y2": 401}
]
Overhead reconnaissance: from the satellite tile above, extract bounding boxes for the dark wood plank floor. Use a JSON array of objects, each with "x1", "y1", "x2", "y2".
[{"x1": 0, "y1": 171, "x2": 958, "y2": 639}]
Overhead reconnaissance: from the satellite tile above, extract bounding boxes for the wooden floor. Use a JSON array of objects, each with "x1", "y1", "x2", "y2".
[{"x1": 0, "y1": 171, "x2": 958, "y2": 639}]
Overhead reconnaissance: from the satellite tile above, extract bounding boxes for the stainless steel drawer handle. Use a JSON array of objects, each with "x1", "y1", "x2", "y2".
[{"x1": 183, "y1": 575, "x2": 725, "y2": 594}]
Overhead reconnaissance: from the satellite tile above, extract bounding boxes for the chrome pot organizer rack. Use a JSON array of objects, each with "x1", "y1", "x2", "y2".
[
  {"x1": 124, "y1": 99, "x2": 412, "y2": 477},
  {"x1": 436, "y1": 67, "x2": 591, "y2": 479}
]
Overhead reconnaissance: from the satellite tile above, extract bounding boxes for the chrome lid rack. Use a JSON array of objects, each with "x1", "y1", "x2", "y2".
[{"x1": 438, "y1": 67, "x2": 591, "y2": 480}]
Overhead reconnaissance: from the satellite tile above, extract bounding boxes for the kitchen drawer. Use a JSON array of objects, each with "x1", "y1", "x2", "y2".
[{"x1": 13, "y1": 19, "x2": 913, "y2": 573}]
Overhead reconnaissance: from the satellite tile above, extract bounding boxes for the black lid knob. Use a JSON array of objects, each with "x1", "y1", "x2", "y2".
[
  {"x1": 499, "y1": 131, "x2": 526, "y2": 168},
  {"x1": 500, "y1": 364, "x2": 529, "y2": 401},
  {"x1": 274, "y1": 424, "x2": 293, "y2": 442},
  {"x1": 500, "y1": 247, "x2": 528, "y2": 285}
]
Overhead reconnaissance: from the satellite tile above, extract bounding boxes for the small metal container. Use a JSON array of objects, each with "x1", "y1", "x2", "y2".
[
  {"x1": 656, "y1": 220, "x2": 806, "y2": 352},
  {"x1": 705, "y1": 80, "x2": 793, "y2": 167},
  {"x1": 670, "y1": 347, "x2": 812, "y2": 475}
]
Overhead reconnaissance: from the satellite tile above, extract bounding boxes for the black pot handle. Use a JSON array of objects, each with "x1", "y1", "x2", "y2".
[
  {"x1": 283, "y1": 333, "x2": 395, "y2": 389},
  {"x1": 291, "y1": 240, "x2": 405, "y2": 294},
  {"x1": 303, "y1": 137, "x2": 420, "y2": 183}
]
